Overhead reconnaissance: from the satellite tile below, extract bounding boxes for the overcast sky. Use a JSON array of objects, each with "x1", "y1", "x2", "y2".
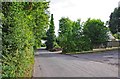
[{"x1": 49, "y1": 0, "x2": 120, "y2": 35}]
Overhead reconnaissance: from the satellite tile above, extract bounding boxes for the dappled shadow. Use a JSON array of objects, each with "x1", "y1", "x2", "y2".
[
  {"x1": 35, "y1": 53, "x2": 62, "y2": 57},
  {"x1": 34, "y1": 50, "x2": 90, "y2": 62},
  {"x1": 35, "y1": 47, "x2": 63, "y2": 58}
]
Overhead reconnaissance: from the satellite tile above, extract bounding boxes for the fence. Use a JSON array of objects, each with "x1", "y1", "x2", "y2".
[
  {"x1": 107, "y1": 41, "x2": 120, "y2": 47},
  {"x1": 101, "y1": 40, "x2": 120, "y2": 48}
]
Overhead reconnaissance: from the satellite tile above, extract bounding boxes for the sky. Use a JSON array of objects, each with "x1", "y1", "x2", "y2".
[{"x1": 49, "y1": 0, "x2": 120, "y2": 36}]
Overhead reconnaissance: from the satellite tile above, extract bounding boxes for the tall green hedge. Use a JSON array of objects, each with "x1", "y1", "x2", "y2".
[
  {"x1": 0, "y1": 19, "x2": 2, "y2": 79},
  {"x1": 2, "y1": 2, "x2": 49, "y2": 78}
]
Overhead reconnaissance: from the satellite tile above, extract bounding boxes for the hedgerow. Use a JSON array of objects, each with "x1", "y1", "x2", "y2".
[{"x1": 2, "y1": 2, "x2": 49, "y2": 78}]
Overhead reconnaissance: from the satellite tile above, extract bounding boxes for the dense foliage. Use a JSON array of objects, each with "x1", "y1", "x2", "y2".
[
  {"x1": 109, "y1": 7, "x2": 120, "y2": 34},
  {"x1": 46, "y1": 14, "x2": 56, "y2": 50},
  {"x1": 0, "y1": 14, "x2": 2, "y2": 79},
  {"x1": 113, "y1": 33, "x2": 120, "y2": 39},
  {"x1": 58, "y1": 17, "x2": 92, "y2": 53},
  {"x1": 58, "y1": 18, "x2": 108, "y2": 53},
  {"x1": 58, "y1": 17, "x2": 73, "y2": 53},
  {"x1": 2, "y1": 2, "x2": 49, "y2": 77},
  {"x1": 72, "y1": 19, "x2": 92, "y2": 51},
  {"x1": 83, "y1": 18, "x2": 109, "y2": 48}
]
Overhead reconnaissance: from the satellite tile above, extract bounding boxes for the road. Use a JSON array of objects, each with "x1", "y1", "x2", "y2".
[{"x1": 33, "y1": 48, "x2": 118, "y2": 77}]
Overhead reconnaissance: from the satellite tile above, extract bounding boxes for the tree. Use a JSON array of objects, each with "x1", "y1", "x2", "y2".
[
  {"x1": 83, "y1": 18, "x2": 109, "y2": 48},
  {"x1": 46, "y1": 14, "x2": 56, "y2": 50},
  {"x1": 109, "y1": 7, "x2": 120, "y2": 34},
  {"x1": 58, "y1": 17, "x2": 73, "y2": 53},
  {"x1": 58, "y1": 18, "x2": 92, "y2": 53},
  {"x1": 72, "y1": 19, "x2": 92, "y2": 51}
]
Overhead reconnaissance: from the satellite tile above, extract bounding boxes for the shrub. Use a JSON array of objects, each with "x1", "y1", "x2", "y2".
[
  {"x1": 41, "y1": 43, "x2": 46, "y2": 47},
  {"x1": 113, "y1": 33, "x2": 120, "y2": 39},
  {"x1": 48, "y1": 42, "x2": 62, "y2": 52}
]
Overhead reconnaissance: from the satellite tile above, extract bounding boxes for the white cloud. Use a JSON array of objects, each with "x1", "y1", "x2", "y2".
[{"x1": 50, "y1": 0, "x2": 120, "y2": 35}]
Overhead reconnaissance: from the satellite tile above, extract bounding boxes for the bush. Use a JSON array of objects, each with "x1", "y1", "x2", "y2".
[
  {"x1": 2, "y1": 47, "x2": 34, "y2": 77},
  {"x1": 61, "y1": 36, "x2": 92, "y2": 53},
  {"x1": 41, "y1": 43, "x2": 46, "y2": 47},
  {"x1": 78, "y1": 36, "x2": 93, "y2": 51},
  {"x1": 53, "y1": 42, "x2": 62, "y2": 51},
  {"x1": 49, "y1": 42, "x2": 62, "y2": 52},
  {"x1": 113, "y1": 33, "x2": 120, "y2": 39}
]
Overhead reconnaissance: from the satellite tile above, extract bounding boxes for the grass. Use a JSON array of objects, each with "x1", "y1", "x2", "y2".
[{"x1": 65, "y1": 47, "x2": 119, "y2": 55}]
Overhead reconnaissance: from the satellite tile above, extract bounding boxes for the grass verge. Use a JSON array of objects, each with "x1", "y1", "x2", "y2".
[{"x1": 65, "y1": 47, "x2": 119, "y2": 55}]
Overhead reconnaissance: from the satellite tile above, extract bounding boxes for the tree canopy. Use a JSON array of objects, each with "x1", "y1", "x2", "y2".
[
  {"x1": 58, "y1": 17, "x2": 92, "y2": 53},
  {"x1": 58, "y1": 18, "x2": 109, "y2": 53},
  {"x1": 58, "y1": 17, "x2": 73, "y2": 53},
  {"x1": 83, "y1": 18, "x2": 109, "y2": 48},
  {"x1": 109, "y1": 7, "x2": 120, "y2": 34}
]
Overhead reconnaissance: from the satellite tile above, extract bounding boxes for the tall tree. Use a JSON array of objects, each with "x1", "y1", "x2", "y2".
[
  {"x1": 58, "y1": 17, "x2": 73, "y2": 53},
  {"x1": 83, "y1": 18, "x2": 109, "y2": 48},
  {"x1": 72, "y1": 19, "x2": 92, "y2": 51},
  {"x1": 109, "y1": 7, "x2": 120, "y2": 34},
  {"x1": 46, "y1": 14, "x2": 55, "y2": 50}
]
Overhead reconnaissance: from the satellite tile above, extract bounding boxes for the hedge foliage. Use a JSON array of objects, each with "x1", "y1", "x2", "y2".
[
  {"x1": 2, "y1": 2, "x2": 49, "y2": 78},
  {"x1": 58, "y1": 18, "x2": 108, "y2": 53}
]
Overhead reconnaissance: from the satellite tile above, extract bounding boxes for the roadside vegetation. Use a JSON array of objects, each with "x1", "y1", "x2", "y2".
[
  {"x1": 58, "y1": 18, "x2": 109, "y2": 53},
  {"x1": 45, "y1": 14, "x2": 56, "y2": 50},
  {"x1": 45, "y1": 14, "x2": 61, "y2": 51},
  {"x1": 1, "y1": 0, "x2": 119, "y2": 78},
  {"x1": 56, "y1": 6, "x2": 120, "y2": 54},
  {"x1": 2, "y1": 2, "x2": 49, "y2": 78},
  {"x1": 109, "y1": 7, "x2": 120, "y2": 39}
]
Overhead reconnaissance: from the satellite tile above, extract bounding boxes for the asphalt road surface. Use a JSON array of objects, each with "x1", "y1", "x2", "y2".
[{"x1": 33, "y1": 48, "x2": 118, "y2": 77}]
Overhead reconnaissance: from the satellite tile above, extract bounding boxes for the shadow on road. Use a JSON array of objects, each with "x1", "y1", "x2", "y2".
[
  {"x1": 35, "y1": 48, "x2": 119, "y2": 66},
  {"x1": 35, "y1": 48, "x2": 63, "y2": 58}
]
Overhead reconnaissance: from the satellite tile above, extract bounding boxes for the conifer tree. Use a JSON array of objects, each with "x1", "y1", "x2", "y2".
[{"x1": 46, "y1": 14, "x2": 55, "y2": 50}]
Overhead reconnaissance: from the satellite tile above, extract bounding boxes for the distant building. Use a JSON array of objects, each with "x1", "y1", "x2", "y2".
[
  {"x1": 106, "y1": 31, "x2": 120, "y2": 47},
  {"x1": 107, "y1": 31, "x2": 115, "y2": 41}
]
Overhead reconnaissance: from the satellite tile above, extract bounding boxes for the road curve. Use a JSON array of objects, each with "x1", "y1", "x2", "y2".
[{"x1": 33, "y1": 48, "x2": 118, "y2": 77}]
